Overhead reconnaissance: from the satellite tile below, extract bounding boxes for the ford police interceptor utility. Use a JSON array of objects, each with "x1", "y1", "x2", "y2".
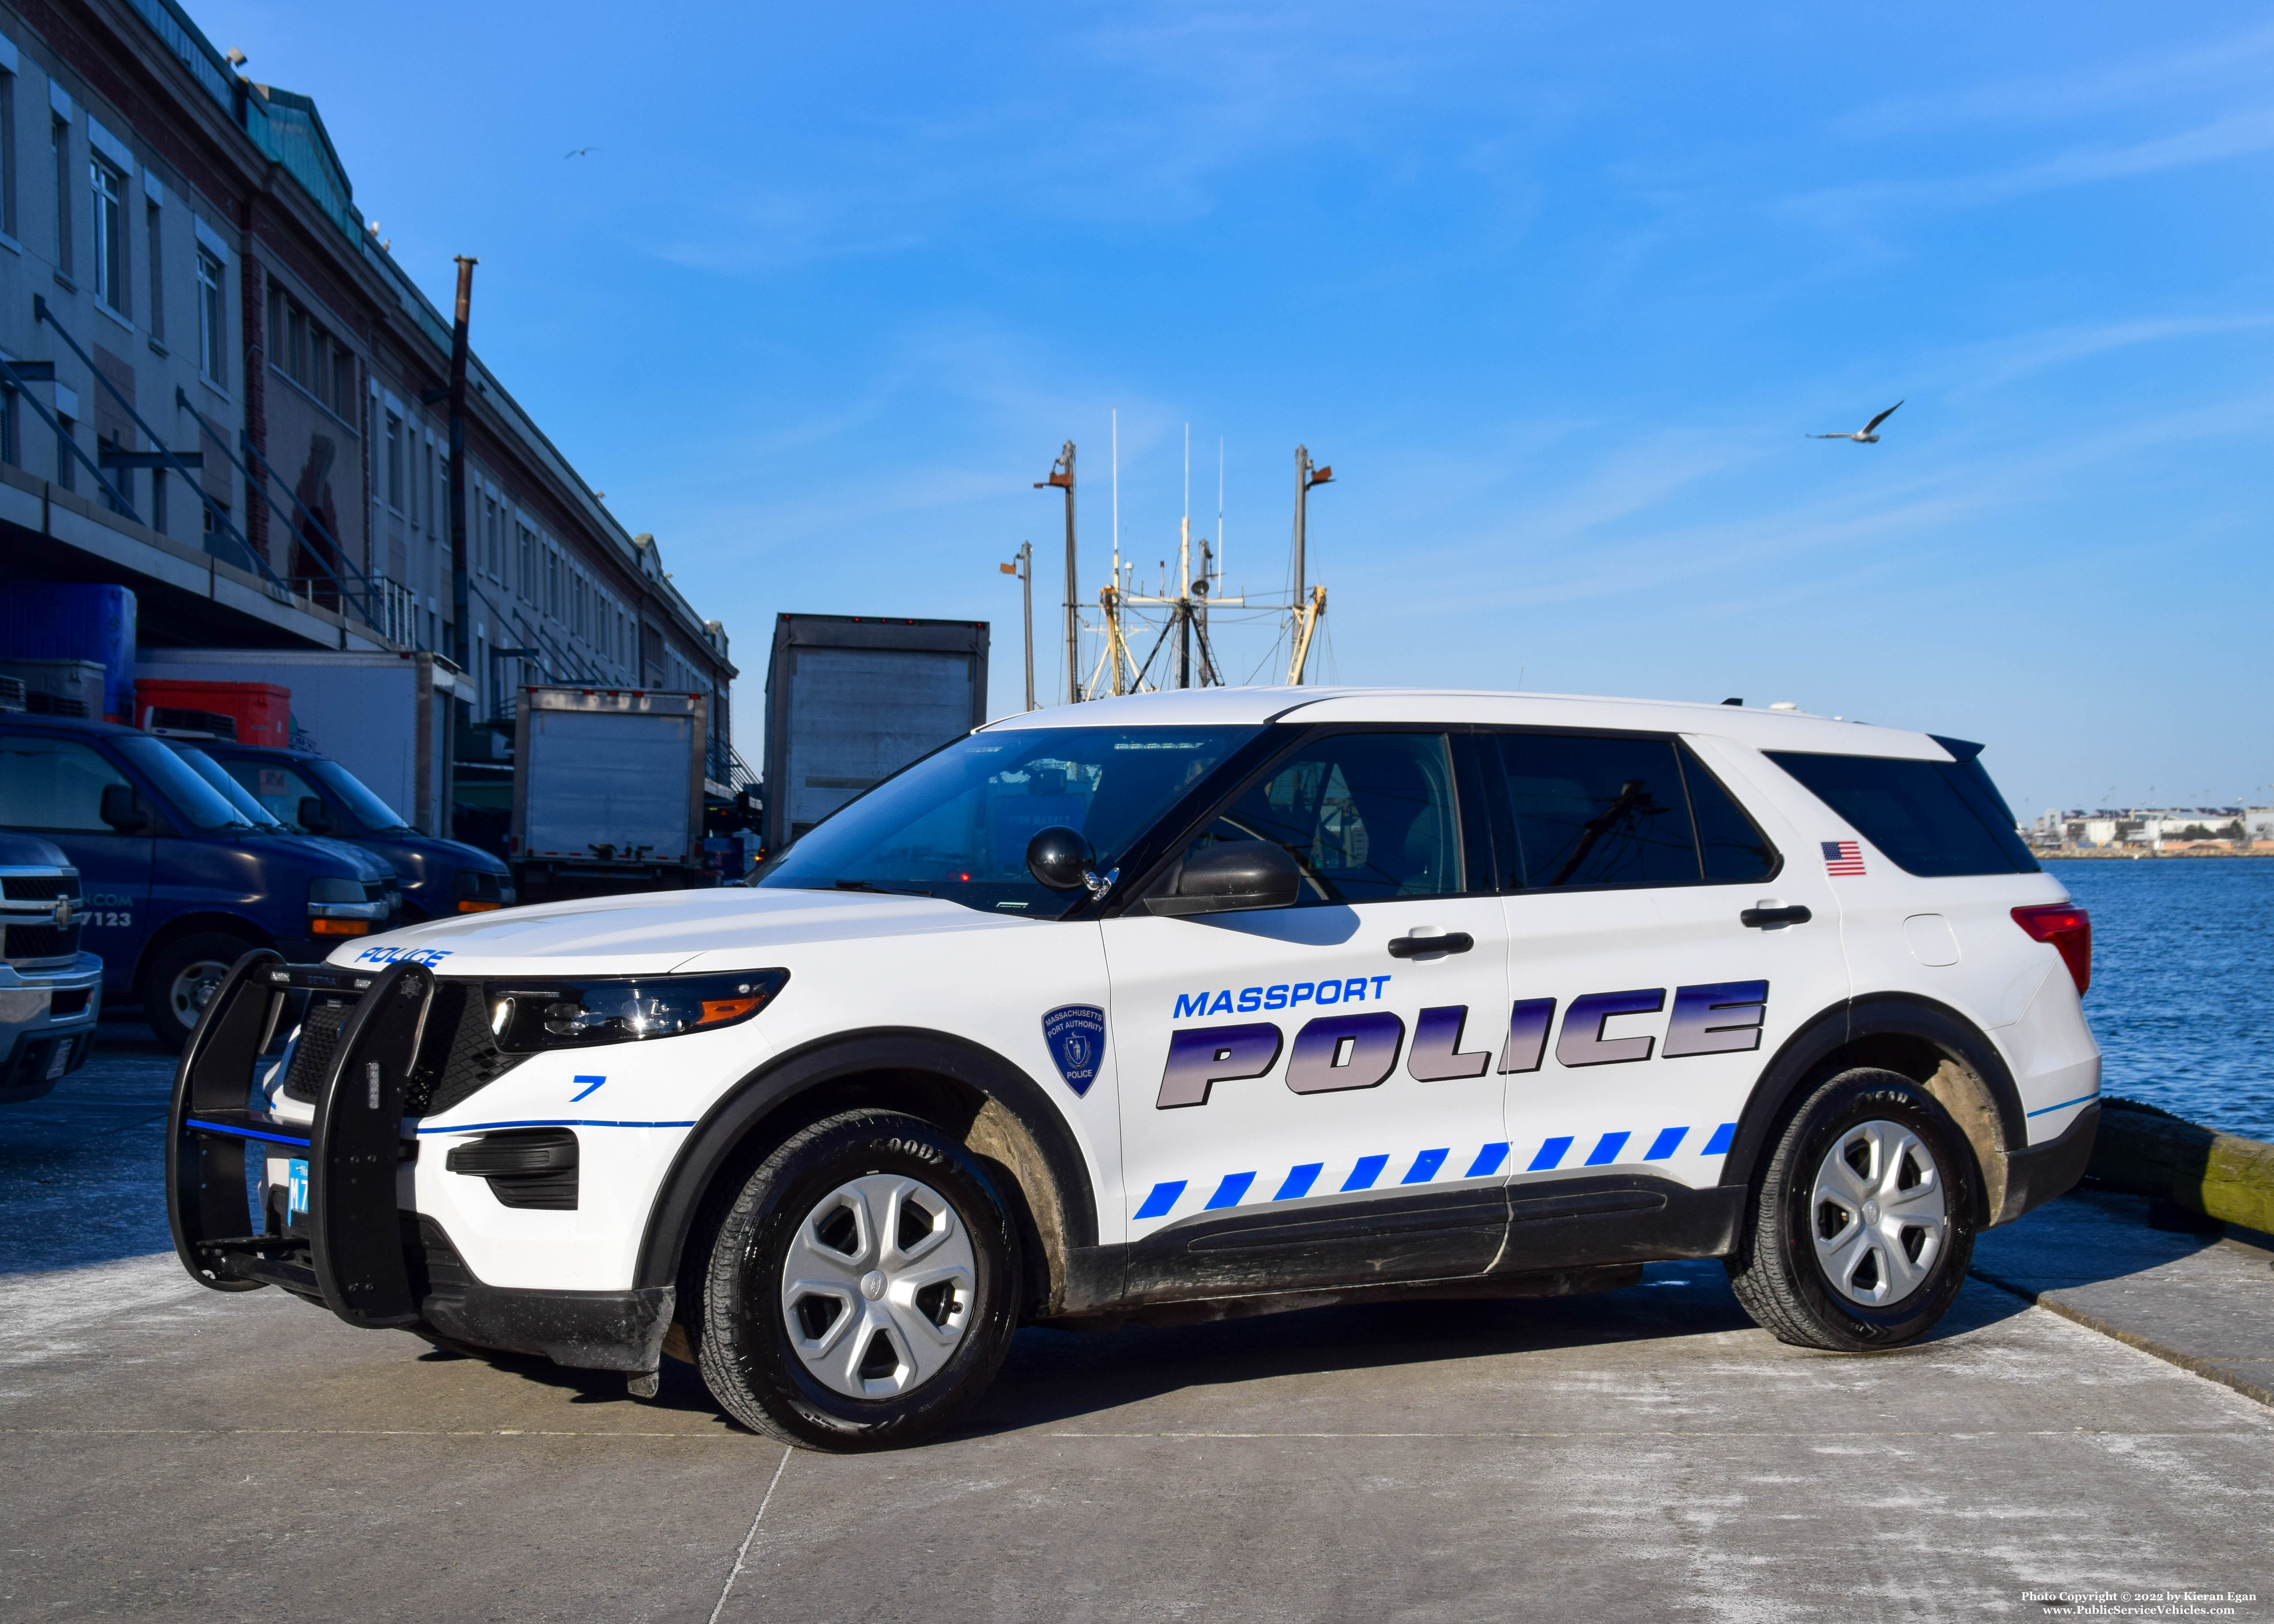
[{"x1": 165, "y1": 688, "x2": 2100, "y2": 1451}]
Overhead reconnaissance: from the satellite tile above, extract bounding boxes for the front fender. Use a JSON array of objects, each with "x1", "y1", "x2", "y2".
[{"x1": 631, "y1": 1026, "x2": 1101, "y2": 1296}]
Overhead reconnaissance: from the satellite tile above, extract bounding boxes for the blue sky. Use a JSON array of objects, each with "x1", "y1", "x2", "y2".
[{"x1": 200, "y1": 2, "x2": 2274, "y2": 813}]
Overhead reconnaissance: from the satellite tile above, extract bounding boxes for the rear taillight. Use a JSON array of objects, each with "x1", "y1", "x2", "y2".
[{"x1": 2012, "y1": 904, "x2": 2090, "y2": 995}]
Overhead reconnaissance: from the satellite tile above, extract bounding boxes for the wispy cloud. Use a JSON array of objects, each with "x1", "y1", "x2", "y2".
[
  {"x1": 1936, "y1": 313, "x2": 2274, "y2": 393},
  {"x1": 1836, "y1": 23, "x2": 2274, "y2": 138},
  {"x1": 1786, "y1": 108, "x2": 2274, "y2": 228}
]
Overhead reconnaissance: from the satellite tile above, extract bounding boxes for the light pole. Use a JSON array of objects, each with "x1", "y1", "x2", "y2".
[
  {"x1": 1034, "y1": 442, "x2": 1078, "y2": 704},
  {"x1": 1288, "y1": 445, "x2": 1333, "y2": 685},
  {"x1": 999, "y1": 541, "x2": 1035, "y2": 710}
]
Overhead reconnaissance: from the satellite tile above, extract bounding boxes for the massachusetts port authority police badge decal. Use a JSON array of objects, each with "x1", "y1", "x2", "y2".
[{"x1": 1042, "y1": 1005, "x2": 1106, "y2": 1097}]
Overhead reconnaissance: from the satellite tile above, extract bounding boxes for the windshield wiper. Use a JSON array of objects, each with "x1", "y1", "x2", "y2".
[{"x1": 832, "y1": 879, "x2": 935, "y2": 897}]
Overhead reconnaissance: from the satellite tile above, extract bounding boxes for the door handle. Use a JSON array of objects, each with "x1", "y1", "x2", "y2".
[
  {"x1": 1387, "y1": 931, "x2": 1474, "y2": 959},
  {"x1": 1740, "y1": 905, "x2": 1812, "y2": 929}
]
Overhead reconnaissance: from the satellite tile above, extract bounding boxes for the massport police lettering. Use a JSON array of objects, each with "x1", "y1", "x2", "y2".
[
  {"x1": 1171, "y1": 976, "x2": 1393, "y2": 1020},
  {"x1": 1155, "y1": 981, "x2": 1770, "y2": 1108}
]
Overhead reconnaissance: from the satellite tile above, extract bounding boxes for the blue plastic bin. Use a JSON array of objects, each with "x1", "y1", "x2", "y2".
[{"x1": 0, "y1": 584, "x2": 138, "y2": 719}]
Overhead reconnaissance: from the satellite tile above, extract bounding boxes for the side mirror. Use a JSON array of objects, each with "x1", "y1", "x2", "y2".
[
  {"x1": 99, "y1": 783, "x2": 151, "y2": 833},
  {"x1": 1025, "y1": 825, "x2": 1097, "y2": 892},
  {"x1": 297, "y1": 795, "x2": 335, "y2": 834},
  {"x1": 1145, "y1": 840, "x2": 1302, "y2": 916}
]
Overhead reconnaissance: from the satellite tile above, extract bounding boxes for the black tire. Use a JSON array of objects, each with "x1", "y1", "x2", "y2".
[
  {"x1": 139, "y1": 932, "x2": 260, "y2": 1054},
  {"x1": 1727, "y1": 1067, "x2": 1979, "y2": 1352},
  {"x1": 698, "y1": 1109, "x2": 1021, "y2": 1452}
]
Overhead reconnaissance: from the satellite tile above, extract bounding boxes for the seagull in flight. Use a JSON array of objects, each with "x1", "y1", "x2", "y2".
[
  {"x1": 564, "y1": 146, "x2": 599, "y2": 158},
  {"x1": 1810, "y1": 401, "x2": 1903, "y2": 442}
]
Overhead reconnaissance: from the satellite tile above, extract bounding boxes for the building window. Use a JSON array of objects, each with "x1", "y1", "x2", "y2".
[
  {"x1": 51, "y1": 117, "x2": 71, "y2": 273},
  {"x1": 423, "y1": 442, "x2": 436, "y2": 534},
  {"x1": 144, "y1": 200, "x2": 164, "y2": 342},
  {"x1": 266, "y1": 286, "x2": 344, "y2": 408},
  {"x1": 0, "y1": 72, "x2": 17, "y2": 241},
  {"x1": 55, "y1": 414, "x2": 75, "y2": 491},
  {"x1": 151, "y1": 467, "x2": 167, "y2": 534},
  {"x1": 195, "y1": 249, "x2": 225, "y2": 386},
  {"x1": 99, "y1": 438, "x2": 130, "y2": 514},
  {"x1": 517, "y1": 523, "x2": 534, "y2": 600},
  {"x1": 482, "y1": 496, "x2": 499, "y2": 575},
  {"x1": 90, "y1": 158, "x2": 125, "y2": 313},
  {"x1": 384, "y1": 411, "x2": 403, "y2": 509}
]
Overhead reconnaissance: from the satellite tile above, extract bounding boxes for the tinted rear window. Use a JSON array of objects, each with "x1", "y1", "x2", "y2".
[
  {"x1": 1487, "y1": 734, "x2": 1778, "y2": 889},
  {"x1": 1766, "y1": 751, "x2": 2039, "y2": 877}
]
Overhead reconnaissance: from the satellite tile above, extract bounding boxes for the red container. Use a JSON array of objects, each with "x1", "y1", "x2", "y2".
[{"x1": 134, "y1": 679, "x2": 292, "y2": 747}]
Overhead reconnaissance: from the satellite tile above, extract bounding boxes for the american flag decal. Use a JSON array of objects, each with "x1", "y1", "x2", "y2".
[{"x1": 1822, "y1": 840, "x2": 1866, "y2": 876}]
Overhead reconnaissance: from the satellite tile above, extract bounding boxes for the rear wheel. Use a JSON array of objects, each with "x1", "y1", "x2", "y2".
[
  {"x1": 1727, "y1": 1067, "x2": 1978, "y2": 1351},
  {"x1": 140, "y1": 933, "x2": 258, "y2": 1053},
  {"x1": 698, "y1": 1110, "x2": 1020, "y2": 1451}
]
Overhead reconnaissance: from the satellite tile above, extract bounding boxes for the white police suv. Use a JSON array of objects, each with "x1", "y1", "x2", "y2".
[{"x1": 166, "y1": 688, "x2": 2100, "y2": 1451}]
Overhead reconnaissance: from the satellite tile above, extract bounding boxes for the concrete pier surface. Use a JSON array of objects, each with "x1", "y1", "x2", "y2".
[{"x1": 3, "y1": 1029, "x2": 2270, "y2": 1621}]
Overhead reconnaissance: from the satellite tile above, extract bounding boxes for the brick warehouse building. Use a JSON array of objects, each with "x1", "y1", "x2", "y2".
[{"x1": 0, "y1": 0, "x2": 741, "y2": 815}]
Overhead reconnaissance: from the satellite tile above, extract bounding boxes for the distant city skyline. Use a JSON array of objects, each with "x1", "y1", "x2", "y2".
[{"x1": 197, "y1": 1, "x2": 2274, "y2": 814}]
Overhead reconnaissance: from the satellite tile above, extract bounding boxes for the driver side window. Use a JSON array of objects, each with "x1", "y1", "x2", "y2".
[
  {"x1": 0, "y1": 735, "x2": 133, "y2": 831},
  {"x1": 1189, "y1": 731, "x2": 1461, "y2": 903},
  {"x1": 222, "y1": 759, "x2": 324, "y2": 828}
]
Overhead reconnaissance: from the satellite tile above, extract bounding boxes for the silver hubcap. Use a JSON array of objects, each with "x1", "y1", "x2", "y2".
[
  {"x1": 1810, "y1": 1119, "x2": 1949, "y2": 1307},
  {"x1": 169, "y1": 959, "x2": 233, "y2": 1029},
  {"x1": 780, "y1": 1174, "x2": 976, "y2": 1399}
]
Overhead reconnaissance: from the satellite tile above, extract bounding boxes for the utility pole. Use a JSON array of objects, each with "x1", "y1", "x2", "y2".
[
  {"x1": 1035, "y1": 442, "x2": 1078, "y2": 704},
  {"x1": 1289, "y1": 445, "x2": 1332, "y2": 685},
  {"x1": 999, "y1": 542, "x2": 1035, "y2": 710},
  {"x1": 446, "y1": 256, "x2": 477, "y2": 674}
]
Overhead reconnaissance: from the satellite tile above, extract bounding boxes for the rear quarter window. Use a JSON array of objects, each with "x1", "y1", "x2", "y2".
[{"x1": 1766, "y1": 750, "x2": 2039, "y2": 877}]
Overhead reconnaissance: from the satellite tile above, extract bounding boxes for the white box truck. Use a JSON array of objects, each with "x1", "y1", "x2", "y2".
[
  {"x1": 131, "y1": 648, "x2": 458, "y2": 836},
  {"x1": 761, "y1": 614, "x2": 989, "y2": 853},
  {"x1": 510, "y1": 686, "x2": 708, "y2": 902}
]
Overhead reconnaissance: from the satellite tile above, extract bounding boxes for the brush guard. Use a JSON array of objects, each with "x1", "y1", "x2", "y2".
[{"x1": 166, "y1": 950, "x2": 436, "y2": 1328}]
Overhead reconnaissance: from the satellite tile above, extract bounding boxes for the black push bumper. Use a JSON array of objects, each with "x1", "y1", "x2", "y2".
[
  {"x1": 165, "y1": 952, "x2": 670, "y2": 1373},
  {"x1": 1996, "y1": 1102, "x2": 2101, "y2": 1225}
]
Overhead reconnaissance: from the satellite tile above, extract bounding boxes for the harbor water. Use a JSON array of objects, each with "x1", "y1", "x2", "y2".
[{"x1": 2045, "y1": 858, "x2": 2274, "y2": 1142}]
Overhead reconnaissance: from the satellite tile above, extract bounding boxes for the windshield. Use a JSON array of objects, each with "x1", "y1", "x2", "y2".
[
  {"x1": 171, "y1": 745, "x2": 287, "y2": 829},
  {"x1": 757, "y1": 725, "x2": 1258, "y2": 915},
  {"x1": 113, "y1": 734, "x2": 254, "y2": 833},
  {"x1": 308, "y1": 757, "x2": 414, "y2": 833}
]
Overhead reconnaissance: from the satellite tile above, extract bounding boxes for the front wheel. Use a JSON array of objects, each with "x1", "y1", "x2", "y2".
[
  {"x1": 698, "y1": 1110, "x2": 1021, "y2": 1451},
  {"x1": 140, "y1": 933, "x2": 258, "y2": 1054},
  {"x1": 1727, "y1": 1067, "x2": 1979, "y2": 1352}
]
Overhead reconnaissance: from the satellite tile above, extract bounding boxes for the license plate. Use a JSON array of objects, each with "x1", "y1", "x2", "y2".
[
  {"x1": 42, "y1": 1038, "x2": 72, "y2": 1081},
  {"x1": 287, "y1": 1159, "x2": 310, "y2": 1221}
]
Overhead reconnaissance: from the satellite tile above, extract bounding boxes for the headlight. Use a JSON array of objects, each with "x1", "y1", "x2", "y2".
[
  {"x1": 487, "y1": 970, "x2": 790, "y2": 1053},
  {"x1": 308, "y1": 877, "x2": 388, "y2": 931},
  {"x1": 456, "y1": 868, "x2": 509, "y2": 913}
]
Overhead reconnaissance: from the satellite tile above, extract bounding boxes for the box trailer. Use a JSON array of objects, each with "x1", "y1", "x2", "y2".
[
  {"x1": 762, "y1": 614, "x2": 989, "y2": 853},
  {"x1": 510, "y1": 686, "x2": 708, "y2": 902},
  {"x1": 132, "y1": 648, "x2": 458, "y2": 836}
]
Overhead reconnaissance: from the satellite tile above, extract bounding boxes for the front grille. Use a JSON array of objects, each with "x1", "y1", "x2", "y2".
[
  {"x1": 278, "y1": 980, "x2": 528, "y2": 1115},
  {"x1": 280, "y1": 997, "x2": 355, "y2": 1103},
  {"x1": 1, "y1": 877, "x2": 76, "y2": 901},
  {"x1": 407, "y1": 981, "x2": 529, "y2": 1116},
  {"x1": 4, "y1": 924, "x2": 79, "y2": 961}
]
